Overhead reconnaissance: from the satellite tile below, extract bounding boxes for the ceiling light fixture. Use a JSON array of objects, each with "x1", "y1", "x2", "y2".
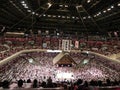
[
  {"x1": 67, "y1": 16, "x2": 70, "y2": 19},
  {"x1": 43, "y1": 14, "x2": 46, "y2": 16},
  {"x1": 87, "y1": 0, "x2": 91, "y2": 3},
  {"x1": 62, "y1": 16, "x2": 65, "y2": 18},
  {"x1": 22, "y1": 3, "x2": 26, "y2": 6},
  {"x1": 107, "y1": 8, "x2": 111, "y2": 11},
  {"x1": 94, "y1": 15, "x2": 96, "y2": 17},
  {"x1": 21, "y1": 1, "x2": 29, "y2": 9},
  {"x1": 96, "y1": 13, "x2": 99, "y2": 16},
  {"x1": 24, "y1": 6, "x2": 28, "y2": 8},
  {"x1": 59, "y1": 5, "x2": 63, "y2": 7},
  {"x1": 27, "y1": 10, "x2": 31, "y2": 12},
  {"x1": 72, "y1": 16, "x2": 75, "y2": 19},
  {"x1": 47, "y1": 3, "x2": 52, "y2": 7},
  {"x1": 118, "y1": 3, "x2": 120, "y2": 6},
  {"x1": 36, "y1": 13, "x2": 39, "y2": 16},
  {"x1": 111, "y1": 5, "x2": 114, "y2": 8},
  {"x1": 48, "y1": 15, "x2": 51, "y2": 17},
  {"x1": 65, "y1": 5, "x2": 68, "y2": 8},
  {"x1": 83, "y1": 17, "x2": 86, "y2": 19},
  {"x1": 32, "y1": 12, "x2": 35, "y2": 15},
  {"x1": 39, "y1": 15, "x2": 42, "y2": 17},
  {"x1": 88, "y1": 16, "x2": 91, "y2": 18},
  {"x1": 21, "y1": 1, "x2": 25, "y2": 4},
  {"x1": 53, "y1": 15, "x2": 56, "y2": 17},
  {"x1": 103, "y1": 10, "x2": 106, "y2": 13},
  {"x1": 98, "y1": 12, "x2": 101, "y2": 15},
  {"x1": 76, "y1": 17, "x2": 79, "y2": 19},
  {"x1": 58, "y1": 15, "x2": 61, "y2": 18}
]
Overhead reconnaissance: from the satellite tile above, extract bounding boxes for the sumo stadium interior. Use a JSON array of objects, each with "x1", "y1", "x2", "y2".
[{"x1": 0, "y1": 0, "x2": 120, "y2": 90}]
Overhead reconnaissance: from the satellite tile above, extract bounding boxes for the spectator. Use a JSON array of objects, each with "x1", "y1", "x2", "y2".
[
  {"x1": 2, "y1": 80, "x2": 10, "y2": 89},
  {"x1": 27, "y1": 79, "x2": 31, "y2": 83},
  {"x1": 33, "y1": 79, "x2": 38, "y2": 88},
  {"x1": 18, "y1": 79, "x2": 23, "y2": 88},
  {"x1": 47, "y1": 77, "x2": 53, "y2": 88}
]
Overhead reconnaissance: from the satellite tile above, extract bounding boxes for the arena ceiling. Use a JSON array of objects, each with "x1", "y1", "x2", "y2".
[{"x1": 0, "y1": 0, "x2": 120, "y2": 35}]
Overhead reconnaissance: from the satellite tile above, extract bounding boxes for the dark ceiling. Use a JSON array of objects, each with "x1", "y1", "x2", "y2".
[{"x1": 0, "y1": 0, "x2": 120, "y2": 35}]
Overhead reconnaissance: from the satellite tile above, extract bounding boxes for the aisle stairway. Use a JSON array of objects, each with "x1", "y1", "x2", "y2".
[{"x1": 108, "y1": 52, "x2": 120, "y2": 60}]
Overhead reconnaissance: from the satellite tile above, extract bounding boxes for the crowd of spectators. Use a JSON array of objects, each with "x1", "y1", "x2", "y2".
[
  {"x1": 0, "y1": 52, "x2": 120, "y2": 83},
  {"x1": 0, "y1": 37, "x2": 120, "y2": 89}
]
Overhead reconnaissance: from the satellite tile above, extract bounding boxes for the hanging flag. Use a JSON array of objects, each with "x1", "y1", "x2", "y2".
[
  {"x1": 43, "y1": 43, "x2": 47, "y2": 48},
  {"x1": 59, "y1": 39, "x2": 62, "y2": 50},
  {"x1": 62, "y1": 39, "x2": 71, "y2": 51},
  {"x1": 69, "y1": 40, "x2": 72, "y2": 50},
  {"x1": 114, "y1": 31, "x2": 118, "y2": 37},
  {"x1": 75, "y1": 41, "x2": 79, "y2": 48},
  {"x1": 108, "y1": 32, "x2": 112, "y2": 38},
  {"x1": 1, "y1": 26, "x2": 5, "y2": 32},
  {"x1": 0, "y1": 26, "x2": 5, "y2": 33}
]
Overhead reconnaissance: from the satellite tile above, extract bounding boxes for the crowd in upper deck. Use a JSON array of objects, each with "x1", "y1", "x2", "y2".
[{"x1": 0, "y1": 36, "x2": 120, "y2": 61}]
